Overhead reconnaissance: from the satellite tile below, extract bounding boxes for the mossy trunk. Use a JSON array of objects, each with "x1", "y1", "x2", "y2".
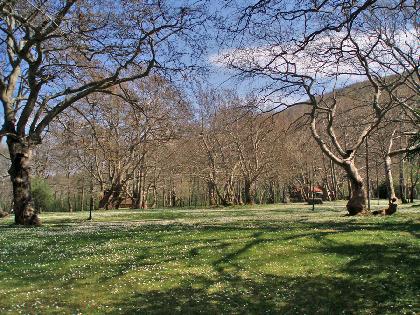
[{"x1": 7, "y1": 139, "x2": 40, "y2": 226}]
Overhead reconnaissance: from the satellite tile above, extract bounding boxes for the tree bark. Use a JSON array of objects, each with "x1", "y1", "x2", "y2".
[
  {"x1": 267, "y1": 181, "x2": 275, "y2": 204},
  {"x1": 141, "y1": 189, "x2": 148, "y2": 209},
  {"x1": 132, "y1": 172, "x2": 141, "y2": 209},
  {"x1": 408, "y1": 161, "x2": 419, "y2": 203},
  {"x1": 343, "y1": 161, "x2": 367, "y2": 215},
  {"x1": 330, "y1": 159, "x2": 338, "y2": 201},
  {"x1": 151, "y1": 186, "x2": 157, "y2": 208},
  {"x1": 382, "y1": 130, "x2": 399, "y2": 215},
  {"x1": 99, "y1": 189, "x2": 113, "y2": 209},
  {"x1": 399, "y1": 156, "x2": 407, "y2": 203},
  {"x1": 207, "y1": 181, "x2": 216, "y2": 206},
  {"x1": 384, "y1": 155, "x2": 396, "y2": 201},
  {"x1": 7, "y1": 139, "x2": 40, "y2": 226},
  {"x1": 81, "y1": 182, "x2": 85, "y2": 212},
  {"x1": 243, "y1": 178, "x2": 253, "y2": 204}
]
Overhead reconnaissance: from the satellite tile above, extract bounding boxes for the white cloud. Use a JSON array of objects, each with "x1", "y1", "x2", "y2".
[{"x1": 210, "y1": 28, "x2": 418, "y2": 89}]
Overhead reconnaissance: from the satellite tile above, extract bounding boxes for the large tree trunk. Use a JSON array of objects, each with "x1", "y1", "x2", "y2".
[
  {"x1": 99, "y1": 183, "x2": 123, "y2": 210},
  {"x1": 7, "y1": 139, "x2": 40, "y2": 226},
  {"x1": 99, "y1": 189, "x2": 113, "y2": 209},
  {"x1": 343, "y1": 161, "x2": 367, "y2": 215},
  {"x1": 243, "y1": 178, "x2": 253, "y2": 204},
  {"x1": 266, "y1": 181, "x2": 275, "y2": 204},
  {"x1": 110, "y1": 184, "x2": 123, "y2": 209},
  {"x1": 222, "y1": 177, "x2": 235, "y2": 206}
]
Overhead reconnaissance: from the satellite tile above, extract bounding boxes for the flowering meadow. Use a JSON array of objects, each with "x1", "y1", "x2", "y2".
[{"x1": 0, "y1": 201, "x2": 419, "y2": 314}]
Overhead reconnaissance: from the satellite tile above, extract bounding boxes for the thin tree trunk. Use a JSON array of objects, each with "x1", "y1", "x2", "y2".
[
  {"x1": 67, "y1": 170, "x2": 73, "y2": 212},
  {"x1": 207, "y1": 181, "x2": 216, "y2": 206},
  {"x1": 81, "y1": 181, "x2": 85, "y2": 212},
  {"x1": 399, "y1": 156, "x2": 407, "y2": 203},
  {"x1": 162, "y1": 187, "x2": 166, "y2": 207},
  {"x1": 7, "y1": 139, "x2": 40, "y2": 226},
  {"x1": 330, "y1": 159, "x2": 338, "y2": 201},
  {"x1": 385, "y1": 156, "x2": 396, "y2": 201},
  {"x1": 408, "y1": 160, "x2": 419, "y2": 203},
  {"x1": 399, "y1": 122, "x2": 407, "y2": 203},
  {"x1": 151, "y1": 186, "x2": 157, "y2": 208}
]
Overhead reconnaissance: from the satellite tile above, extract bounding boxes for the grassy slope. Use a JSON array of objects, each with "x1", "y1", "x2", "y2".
[{"x1": 0, "y1": 201, "x2": 419, "y2": 314}]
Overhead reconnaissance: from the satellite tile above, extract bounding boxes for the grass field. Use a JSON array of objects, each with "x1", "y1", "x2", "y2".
[{"x1": 0, "y1": 201, "x2": 419, "y2": 314}]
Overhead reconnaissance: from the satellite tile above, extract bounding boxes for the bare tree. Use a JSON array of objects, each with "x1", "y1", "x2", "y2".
[
  {"x1": 0, "y1": 0, "x2": 205, "y2": 224},
  {"x1": 218, "y1": 0, "x2": 419, "y2": 215}
]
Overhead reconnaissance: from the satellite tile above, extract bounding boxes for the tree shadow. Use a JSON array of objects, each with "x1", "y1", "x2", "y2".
[
  {"x1": 109, "y1": 222, "x2": 419, "y2": 314},
  {"x1": 2, "y1": 215, "x2": 418, "y2": 314},
  {"x1": 114, "y1": 272, "x2": 418, "y2": 315}
]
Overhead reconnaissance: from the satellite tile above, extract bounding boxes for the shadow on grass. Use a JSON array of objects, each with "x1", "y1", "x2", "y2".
[
  {"x1": 1, "y1": 216, "x2": 419, "y2": 314},
  {"x1": 113, "y1": 240, "x2": 419, "y2": 314},
  {"x1": 108, "y1": 222, "x2": 419, "y2": 314},
  {"x1": 114, "y1": 275, "x2": 418, "y2": 315}
]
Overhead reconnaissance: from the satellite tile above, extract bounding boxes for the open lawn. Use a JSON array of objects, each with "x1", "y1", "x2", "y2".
[{"x1": 0, "y1": 201, "x2": 419, "y2": 314}]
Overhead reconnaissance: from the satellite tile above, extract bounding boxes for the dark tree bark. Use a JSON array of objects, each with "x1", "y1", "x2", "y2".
[
  {"x1": 266, "y1": 181, "x2": 275, "y2": 204},
  {"x1": 343, "y1": 161, "x2": 367, "y2": 215},
  {"x1": 99, "y1": 182, "x2": 123, "y2": 210},
  {"x1": 207, "y1": 181, "x2": 216, "y2": 206},
  {"x1": 132, "y1": 172, "x2": 142, "y2": 209},
  {"x1": 243, "y1": 178, "x2": 253, "y2": 204},
  {"x1": 7, "y1": 139, "x2": 40, "y2": 226},
  {"x1": 99, "y1": 189, "x2": 112, "y2": 209}
]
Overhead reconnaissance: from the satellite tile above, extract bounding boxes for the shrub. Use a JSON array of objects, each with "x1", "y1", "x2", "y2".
[{"x1": 31, "y1": 177, "x2": 54, "y2": 212}]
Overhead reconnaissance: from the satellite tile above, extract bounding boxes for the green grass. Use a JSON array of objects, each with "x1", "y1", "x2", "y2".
[{"x1": 0, "y1": 201, "x2": 419, "y2": 314}]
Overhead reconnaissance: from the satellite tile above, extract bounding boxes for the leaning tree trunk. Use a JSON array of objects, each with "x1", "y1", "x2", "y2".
[
  {"x1": 343, "y1": 161, "x2": 367, "y2": 215},
  {"x1": 7, "y1": 139, "x2": 40, "y2": 226}
]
